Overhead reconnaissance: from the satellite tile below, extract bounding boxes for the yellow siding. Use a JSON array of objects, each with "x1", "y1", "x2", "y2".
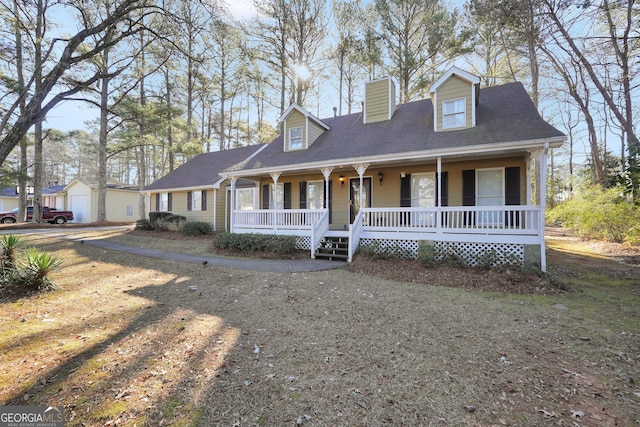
[
  {"x1": 213, "y1": 188, "x2": 227, "y2": 231},
  {"x1": 365, "y1": 78, "x2": 392, "y2": 123},
  {"x1": 153, "y1": 190, "x2": 216, "y2": 225},
  {"x1": 437, "y1": 75, "x2": 473, "y2": 131},
  {"x1": 308, "y1": 121, "x2": 325, "y2": 146},
  {"x1": 285, "y1": 110, "x2": 306, "y2": 150},
  {"x1": 105, "y1": 190, "x2": 140, "y2": 222}
]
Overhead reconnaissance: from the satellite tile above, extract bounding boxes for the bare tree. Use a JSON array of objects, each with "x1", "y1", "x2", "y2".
[{"x1": 0, "y1": 0, "x2": 160, "y2": 166}]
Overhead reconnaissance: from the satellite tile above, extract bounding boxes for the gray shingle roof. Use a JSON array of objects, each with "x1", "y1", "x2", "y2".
[
  {"x1": 145, "y1": 144, "x2": 266, "y2": 191},
  {"x1": 226, "y1": 82, "x2": 564, "y2": 174}
]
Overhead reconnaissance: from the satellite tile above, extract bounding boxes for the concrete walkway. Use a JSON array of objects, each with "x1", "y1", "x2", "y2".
[{"x1": 4, "y1": 227, "x2": 347, "y2": 273}]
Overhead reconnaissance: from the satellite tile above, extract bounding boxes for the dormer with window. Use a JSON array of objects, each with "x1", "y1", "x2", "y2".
[
  {"x1": 429, "y1": 66, "x2": 481, "y2": 132},
  {"x1": 280, "y1": 104, "x2": 329, "y2": 152}
]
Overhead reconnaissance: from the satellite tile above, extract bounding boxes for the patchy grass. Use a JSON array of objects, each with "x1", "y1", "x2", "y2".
[{"x1": 0, "y1": 227, "x2": 638, "y2": 426}]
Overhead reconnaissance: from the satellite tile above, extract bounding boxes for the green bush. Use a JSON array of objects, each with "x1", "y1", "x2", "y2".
[
  {"x1": 0, "y1": 234, "x2": 26, "y2": 270},
  {"x1": 211, "y1": 232, "x2": 298, "y2": 255},
  {"x1": 181, "y1": 222, "x2": 213, "y2": 236},
  {"x1": 148, "y1": 212, "x2": 186, "y2": 230},
  {"x1": 135, "y1": 219, "x2": 155, "y2": 231},
  {"x1": 547, "y1": 185, "x2": 640, "y2": 244}
]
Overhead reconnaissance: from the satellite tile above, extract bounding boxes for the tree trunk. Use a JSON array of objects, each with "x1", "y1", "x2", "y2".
[{"x1": 32, "y1": 0, "x2": 45, "y2": 223}]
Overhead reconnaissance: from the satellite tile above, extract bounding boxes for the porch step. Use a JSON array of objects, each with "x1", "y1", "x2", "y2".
[{"x1": 315, "y1": 236, "x2": 349, "y2": 261}]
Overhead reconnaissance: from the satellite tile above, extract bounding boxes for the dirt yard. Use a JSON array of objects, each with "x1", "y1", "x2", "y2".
[{"x1": 0, "y1": 225, "x2": 639, "y2": 426}]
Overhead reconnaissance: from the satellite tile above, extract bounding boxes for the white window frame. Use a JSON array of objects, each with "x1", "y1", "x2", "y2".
[
  {"x1": 160, "y1": 193, "x2": 169, "y2": 212},
  {"x1": 236, "y1": 188, "x2": 257, "y2": 210},
  {"x1": 191, "y1": 190, "x2": 203, "y2": 211},
  {"x1": 307, "y1": 180, "x2": 324, "y2": 210},
  {"x1": 289, "y1": 126, "x2": 303, "y2": 150},
  {"x1": 442, "y1": 98, "x2": 466, "y2": 129},
  {"x1": 126, "y1": 205, "x2": 134, "y2": 217}
]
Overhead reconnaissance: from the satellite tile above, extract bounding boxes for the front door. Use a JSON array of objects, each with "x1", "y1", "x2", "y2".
[{"x1": 349, "y1": 177, "x2": 371, "y2": 223}]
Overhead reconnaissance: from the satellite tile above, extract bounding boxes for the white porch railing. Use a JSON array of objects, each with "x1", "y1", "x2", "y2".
[
  {"x1": 233, "y1": 209, "x2": 326, "y2": 231},
  {"x1": 231, "y1": 205, "x2": 543, "y2": 258},
  {"x1": 311, "y1": 210, "x2": 330, "y2": 259},
  {"x1": 360, "y1": 206, "x2": 542, "y2": 244},
  {"x1": 348, "y1": 210, "x2": 364, "y2": 262}
]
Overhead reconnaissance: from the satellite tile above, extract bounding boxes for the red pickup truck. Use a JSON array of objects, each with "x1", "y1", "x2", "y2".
[{"x1": 0, "y1": 206, "x2": 74, "y2": 224}]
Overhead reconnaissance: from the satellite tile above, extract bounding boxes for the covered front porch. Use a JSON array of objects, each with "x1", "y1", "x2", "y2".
[{"x1": 226, "y1": 148, "x2": 551, "y2": 270}]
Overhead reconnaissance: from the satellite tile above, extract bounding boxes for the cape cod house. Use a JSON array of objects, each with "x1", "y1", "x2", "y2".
[
  {"x1": 144, "y1": 144, "x2": 265, "y2": 231},
  {"x1": 221, "y1": 67, "x2": 565, "y2": 270}
]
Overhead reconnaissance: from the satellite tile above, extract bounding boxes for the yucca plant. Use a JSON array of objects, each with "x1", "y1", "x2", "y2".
[
  {"x1": 0, "y1": 234, "x2": 25, "y2": 271},
  {"x1": 19, "y1": 247, "x2": 63, "y2": 291}
]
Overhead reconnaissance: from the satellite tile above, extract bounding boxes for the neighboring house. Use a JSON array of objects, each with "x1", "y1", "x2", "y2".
[
  {"x1": 221, "y1": 67, "x2": 565, "y2": 270},
  {"x1": 0, "y1": 187, "x2": 19, "y2": 212},
  {"x1": 64, "y1": 180, "x2": 140, "y2": 223},
  {"x1": 0, "y1": 184, "x2": 66, "y2": 212},
  {"x1": 143, "y1": 145, "x2": 266, "y2": 231}
]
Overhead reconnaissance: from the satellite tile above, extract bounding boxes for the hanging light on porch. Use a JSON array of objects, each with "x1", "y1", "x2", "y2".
[{"x1": 378, "y1": 171, "x2": 383, "y2": 186}]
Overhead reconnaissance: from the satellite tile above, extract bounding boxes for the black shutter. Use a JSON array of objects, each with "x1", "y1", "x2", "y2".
[
  {"x1": 400, "y1": 174, "x2": 411, "y2": 225},
  {"x1": 437, "y1": 171, "x2": 449, "y2": 206},
  {"x1": 168, "y1": 193, "x2": 173, "y2": 211},
  {"x1": 299, "y1": 181, "x2": 307, "y2": 209},
  {"x1": 462, "y1": 170, "x2": 475, "y2": 206},
  {"x1": 438, "y1": 172, "x2": 449, "y2": 226},
  {"x1": 187, "y1": 192, "x2": 192, "y2": 211},
  {"x1": 462, "y1": 170, "x2": 475, "y2": 226},
  {"x1": 202, "y1": 190, "x2": 207, "y2": 211},
  {"x1": 284, "y1": 183, "x2": 291, "y2": 209},
  {"x1": 155, "y1": 194, "x2": 160, "y2": 211},
  {"x1": 400, "y1": 174, "x2": 411, "y2": 207},
  {"x1": 505, "y1": 167, "x2": 521, "y2": 227},
  {"x1": 505, "y1": 167, "x2": 520, "y2": 205},
  {"x1": 262, "y1": 184, "x2": 270, "y2": 209}
]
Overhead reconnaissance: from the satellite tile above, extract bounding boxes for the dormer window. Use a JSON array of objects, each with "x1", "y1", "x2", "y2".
[
  {"x1": 443, "y1": 98, "x2": 466, "y2": 129},
  {"x1": 289, "y1": 126, "x2": 303, "y2": 150}
]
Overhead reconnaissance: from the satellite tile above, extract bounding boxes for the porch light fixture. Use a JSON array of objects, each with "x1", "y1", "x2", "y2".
[
  {"x1": 340, "y1": 175, "x2": 344, "y2": 187},
  {"x1": 378, "y1": 171, "x2": 383, "y2": 185}
]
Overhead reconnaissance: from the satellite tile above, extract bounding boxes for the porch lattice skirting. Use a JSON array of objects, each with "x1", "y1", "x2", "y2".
[
  {"x1": 296, "y1": 236, "x2": 311, "y2": 250},
  {"x1": 359, "y1": 238, "x2": 525, "y2": 267},
  {"x1": 434, "y1": 241, "x2": 524, "y2": 267}
]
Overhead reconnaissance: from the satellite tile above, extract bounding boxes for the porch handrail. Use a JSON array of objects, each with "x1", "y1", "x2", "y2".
[
  {"x1": 348, "y1": 210, "x2": 364, "y2": 262},
  {"x1": 310, "y1": 209, "x2": 329, "y2": 259},
  {"x1": 233, "y1": 208, "x2": 326, "y2": 231},
  {"x1": 362, "y1": 205, "x2": 541, "y2": 235}
]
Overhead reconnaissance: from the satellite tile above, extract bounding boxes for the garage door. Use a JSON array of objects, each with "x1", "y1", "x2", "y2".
[{"x1": 70, "y1": 195, "x2": 89, "y2": 223}]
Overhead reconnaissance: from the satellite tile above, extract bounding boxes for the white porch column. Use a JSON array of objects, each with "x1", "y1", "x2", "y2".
[
  {"x1": 270, "y1": 172, "x2": 281, "y2": 207},
  {"x1": 537, "y1": 143, "x2": 549, "y2": 272},
  {"x1": 229, "y1": 177, "x2": 237, "y2": 233},
  {"x1": 320, "y1": 167, "x2": 334, "y2": 210},
  {"x1": 525, "y1": 152, "x2": 534, "y2": 205},
  {"x1": 353, "y1": 164, "x2": 369, "y2": 210},
  {"x1": 213, "y1": 188, "x2": 217, "y2": 231},
  {"x1": 437, "y1": 156, "x2": 442, "y2": 228},
  {"x1": 270, "y1": 172, "x2": 281, "y2": 226}
]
